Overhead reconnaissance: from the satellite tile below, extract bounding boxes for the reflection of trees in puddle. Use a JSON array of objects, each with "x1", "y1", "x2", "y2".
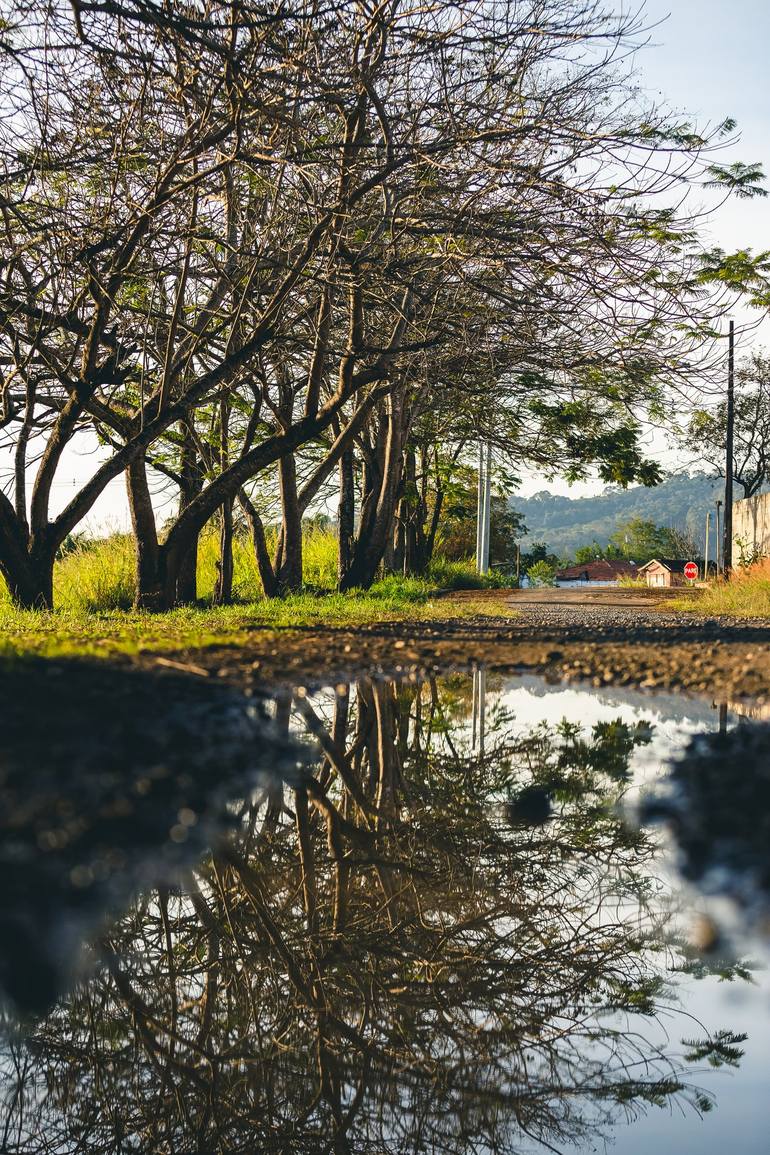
[
  {"x1": 644, "y1": 715, "x2": 770, "y2": 930},
  {"x1": 0, "y1": 661, "x2": 299, "y2": 1014},
  {"x1": 0, "y1": 673, "x2": 749, "y2": 1153}
]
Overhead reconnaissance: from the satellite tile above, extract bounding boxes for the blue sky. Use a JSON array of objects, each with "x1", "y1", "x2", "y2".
[{"x1": 639, "y1": 0, "x2": 770, "y2": 255}]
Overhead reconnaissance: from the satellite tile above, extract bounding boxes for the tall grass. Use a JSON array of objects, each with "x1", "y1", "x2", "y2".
[
  {"x1": 55, "y1": 534, "x2": 136, "y2": 612},
  {"x1": 427, "y1": 557, "x2": 512, "y2": 589},
  {"x1": 681, "y1": 559, "x2": 770, "y2": 617},
  {"x1": 42, "y1": 526, "x2": 340, "y2": 612},
  {"x1": 196, "y1": 529, "x2": 264, "y2": 601},
  {"x1": 300, "y1": 525, "x2": 339, "y2": 588},
  {"x1": 196, "y1": 523, "x2": 339, "y2": 598}
]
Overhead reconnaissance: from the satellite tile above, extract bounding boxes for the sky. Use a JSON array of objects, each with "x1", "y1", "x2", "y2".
[
  {"x1": 26, "y1": 1, "x2": 770, "y2": 530},
  {"x1": 639, "y1": 0, "x2": 770, "y2": 253}
]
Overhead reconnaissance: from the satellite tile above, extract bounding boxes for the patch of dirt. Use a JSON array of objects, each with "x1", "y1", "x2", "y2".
[{"x1": 139, "y1": 588, "x2": 770, "y2": 701}]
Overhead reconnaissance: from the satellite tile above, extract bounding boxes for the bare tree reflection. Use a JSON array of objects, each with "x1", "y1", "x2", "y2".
[{"x1": 1, "y1": 674, "x2": 747, "y2": 1154}]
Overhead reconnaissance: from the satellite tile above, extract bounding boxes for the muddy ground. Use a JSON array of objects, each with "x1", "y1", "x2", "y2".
[{"x1": 141, "y1": 588, "x2": 770, "y2": 701}]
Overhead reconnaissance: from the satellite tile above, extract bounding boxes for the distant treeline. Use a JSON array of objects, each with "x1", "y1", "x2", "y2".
[{"x1": 512, "y1": 474, "x2": 726, "y2": 559}]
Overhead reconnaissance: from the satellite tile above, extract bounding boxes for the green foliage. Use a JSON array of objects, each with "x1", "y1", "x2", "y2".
[
  {"x1": 426, "y1": 558, "x2": 511, "y2": 590},
  {"x1": 734, "y1": 535, "x2": 765, "y2": 569},
  {"x1": 697, "y1": 246, "x2": 770, "y2": 306},
  {"x1": 574, "y1": 542, "x2": 612, "y2": 564},
  {"x1": 607, "y1": 518, "x2": 689, "y2": 563},
  {"x1": 436, "y1": 464, "x2": 526, "y2": 568},
  {"x1": 520, "y1": 542, "x2": 563, "y2": 572},
  {"x1": 507, "y1": 715, "x2": 654, "y2": 839},
  {"x1": 703, "y1": 161, "x2": 767, "y2": 199},
  {"x1": 527, "y1": 399, "x2": 662, "y2": 487},
  {"x1": 526, "y1": 558, "x2": 557, "y2": 587},
  {"x1": 683, "y1": 351, "x2": 770, "y2": 498},
  {"x1": 682, "y1": 1030, "x2": 747, "y2": 1069}
]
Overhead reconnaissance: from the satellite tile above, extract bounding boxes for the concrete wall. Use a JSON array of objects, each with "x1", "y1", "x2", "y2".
[{"x1": 732, "y1": 493, "x2": 770, "y2": 564}]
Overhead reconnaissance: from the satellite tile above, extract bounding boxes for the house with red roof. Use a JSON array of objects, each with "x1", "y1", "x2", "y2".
[{"x1": 554, "y1": 560, "x2": 639, "y2": 587}]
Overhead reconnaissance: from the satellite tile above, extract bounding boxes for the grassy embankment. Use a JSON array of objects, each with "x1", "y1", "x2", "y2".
[
  {"x1": 0, "y1": 530, "x2": 512, "y2": 658},
  {"x1": 674, "y1": 559, "x2": 770, "y2": 618}
]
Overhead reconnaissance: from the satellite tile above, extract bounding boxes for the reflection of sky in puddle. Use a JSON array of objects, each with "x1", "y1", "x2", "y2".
[
  {"x1": 470, "y1": 673, "x2": 770, "y2": 1155},
  {"x1": 500, "y1": 675, "x2": 721, "y2": 783}
]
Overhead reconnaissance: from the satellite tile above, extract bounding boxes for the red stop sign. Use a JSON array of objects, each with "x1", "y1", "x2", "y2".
[{"x1": 684, "y1": 561, "x2": 698, "y2": 581}]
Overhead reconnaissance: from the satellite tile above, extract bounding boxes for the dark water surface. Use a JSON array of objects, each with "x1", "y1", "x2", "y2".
[{"x1": 1, "y1": 661, "x2": 769, "y2": 1153}]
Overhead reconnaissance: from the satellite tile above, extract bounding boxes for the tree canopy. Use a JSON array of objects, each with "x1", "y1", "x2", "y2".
[
  {"x1": 0, "y1": 0, "x2": 755, "y2": 608},
  {"x1": 684, "y1": 351, "x2": 770, "y2": 499}
]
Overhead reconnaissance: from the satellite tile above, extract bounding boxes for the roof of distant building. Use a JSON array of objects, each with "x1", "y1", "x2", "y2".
[
  {"x1": 554, "y1": 560, "x2": 638, "y2": 582},
  {"x1": 636, "y1": 558, "x2": 692, "y2": 574}
]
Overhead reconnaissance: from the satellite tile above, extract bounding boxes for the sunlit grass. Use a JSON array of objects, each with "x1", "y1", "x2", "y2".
[
  {"x1": 0, "y1": 582, "x2": 506, "y2": 659},
  {"x1": 0, "y1": 529, "x2": 514, "y2": 657}
]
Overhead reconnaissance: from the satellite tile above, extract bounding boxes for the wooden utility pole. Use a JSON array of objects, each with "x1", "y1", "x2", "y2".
[
  {"x1": 704, "y1": 509, "x2": 711, "y2": 580},
  {"x1": 724, "y1": 319, "x2": 735, "y2": 576},
  {"x1": 715, "y1": 500, "x2": 722, "y2": 573}
]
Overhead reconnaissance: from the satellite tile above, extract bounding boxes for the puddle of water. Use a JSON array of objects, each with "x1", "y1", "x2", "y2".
[{"x1": 0, "y1": 662, "x2": 768, "y2": 1154}]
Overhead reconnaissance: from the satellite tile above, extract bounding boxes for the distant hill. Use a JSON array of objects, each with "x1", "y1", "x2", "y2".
[{"x1": 512, "y1": 473, "x2": 725, "y2": 560}]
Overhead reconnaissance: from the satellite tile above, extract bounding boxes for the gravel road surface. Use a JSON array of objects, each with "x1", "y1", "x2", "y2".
[{"x1": 139, "y1": 588, "x2": 770, "y2": 701}]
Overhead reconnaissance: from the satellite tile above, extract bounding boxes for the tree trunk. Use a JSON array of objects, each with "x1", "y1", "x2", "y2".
[
  {"x1": 337, "y1": 446, "x2": 355, "y2": 589},
  {"x1": 238, "y1": 489, "x2": 279, "y2": 597},
  {"x1": 176, "y1": 419, "x2": 203, "y2": 604},
  {"x1": 421, "y1": 486, "x2": 444, "y2": 575},
  {"x1": 404, "y1": 445, "x2": 442, "y2": 576},
  {"x1": 212, "y1": 497, "x2": 234, "y2": 605},
  {"x1": 23, "y1": 550, "x2": 55, "y2": 609},
  {"x1": 275, "y1": 453, "x2": 303, "y2": 593},
  {"x1": 0, "y1": 550, "x2": 54, "y2": 610},
  {"x1": 391, "y1": 505, "x2": 406, "y2": 575},
  {"x1": 0, "y1": 495, "x2": 53, "y2": 609},
  {"x1": 151, "y1": 396, "x2": 385, "y2": 610},
  {"x1": 340, "y1": 396, "x2": 405, "y2": 591},
  {"x1": 126, "y1": 456, "x2": 161, "y2": 610}
]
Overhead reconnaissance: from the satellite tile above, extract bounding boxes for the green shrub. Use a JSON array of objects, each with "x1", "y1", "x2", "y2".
[
  {"x1": 526, "y1": 559, "x2": 557, "y2": 587},
  {"x1": 365, "y1": 574, "x2": 434, "y2": 602},
  {"x1": 428, "y1": 557, "x2": 512, "y2": 590}
]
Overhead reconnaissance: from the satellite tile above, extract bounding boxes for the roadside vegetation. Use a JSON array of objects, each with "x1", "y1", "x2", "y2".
[
  {"x1": 0, "y1": 587, "x2": 506, "y2": 660},
  {"x1": 676, "y1": 560, "x2": 770, "y2": 617},
  {"x1": 0, "y1": 530, "x2": 512, "y2": 658}
]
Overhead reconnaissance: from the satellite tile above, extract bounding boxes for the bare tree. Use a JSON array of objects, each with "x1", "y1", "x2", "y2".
[{"x1": 0, "y1": 0, "x2": 745, "y2": 607}]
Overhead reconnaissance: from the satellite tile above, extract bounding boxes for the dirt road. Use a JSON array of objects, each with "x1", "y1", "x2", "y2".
[{"x1": 148, "y1": 587, "x2": 770, "y2": 701}]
